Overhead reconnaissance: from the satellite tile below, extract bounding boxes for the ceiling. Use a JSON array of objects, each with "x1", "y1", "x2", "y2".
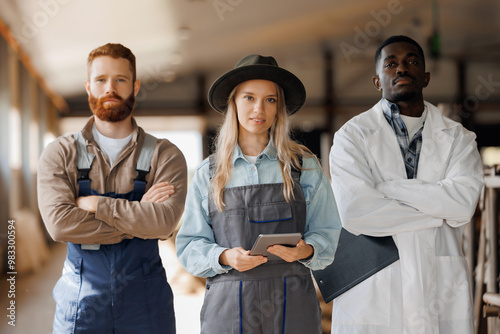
[{"x1": 1, "y1": 0, "x2": 499, "y2": 103}]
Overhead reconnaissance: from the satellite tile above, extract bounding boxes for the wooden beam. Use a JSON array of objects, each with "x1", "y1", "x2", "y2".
[{"x1": 0, "y1": 16, "x2": 68, "y2": 113}]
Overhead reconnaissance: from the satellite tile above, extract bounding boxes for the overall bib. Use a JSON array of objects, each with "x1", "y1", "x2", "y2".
[
  {"x1": 52, "y1": 132, "x2": 175, "y2": 334},
  {"x1": 201, "y1": 157, "x2": 322, "y2": 334}
]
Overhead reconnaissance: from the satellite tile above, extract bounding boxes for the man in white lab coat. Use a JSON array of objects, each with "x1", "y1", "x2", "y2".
[{"x1": 329, "y1": 35, "x2": 484, "y2": 334}]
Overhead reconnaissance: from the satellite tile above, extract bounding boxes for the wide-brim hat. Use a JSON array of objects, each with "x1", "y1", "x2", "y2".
[{"x1": 208, "y1": 54, "x2": 306, "y2": 115}]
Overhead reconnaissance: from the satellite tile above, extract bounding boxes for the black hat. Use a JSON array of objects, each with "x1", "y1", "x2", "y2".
[{"x1": 208, "y1": 54, "x2": 306, "y2": 115}]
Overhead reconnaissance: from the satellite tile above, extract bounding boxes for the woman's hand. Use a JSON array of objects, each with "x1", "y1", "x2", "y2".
[
  {"x1": 267, "y1": 239, "x2": 313, "y2": 262},
  {"x1": 219, "y1": 247, "x2": 268, "y2": 272},
  {"x1": 141, "y1": 182, "x2": 175, "y2": 203}
]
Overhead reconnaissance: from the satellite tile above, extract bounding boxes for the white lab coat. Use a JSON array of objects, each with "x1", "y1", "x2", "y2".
[{"x1": 329, "y1": 100, "x2": 484, "y2": 334}]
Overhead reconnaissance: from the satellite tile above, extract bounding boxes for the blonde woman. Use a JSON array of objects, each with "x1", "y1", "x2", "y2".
[{"x1": 176, "y1": 55, "x2": 341, "y2": 334}]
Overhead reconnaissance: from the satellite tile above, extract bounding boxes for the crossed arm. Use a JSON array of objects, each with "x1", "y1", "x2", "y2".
[
  {"x1": 38, "y1": 138, "x2": 187, "y2": 244},
  {"x1": 76, "y1": 182, "x2": 175, "y2": 212},
  {"x1": 330, "y1": 127, "x2": 483, "y2": 237}
]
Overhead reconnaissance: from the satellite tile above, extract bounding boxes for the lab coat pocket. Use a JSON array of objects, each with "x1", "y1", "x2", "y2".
[
  {"x1": 332, "y1": 264, "x2": 392, "y2": 326},
  {"x1": 435, "y1": 256, "x2": 473, "y2": 321},
  {"x1": 53, "y1": 257, "x2": 82, "y2": 333}
]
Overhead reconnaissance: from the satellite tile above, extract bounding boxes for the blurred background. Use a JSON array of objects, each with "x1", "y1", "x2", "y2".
[{"x1": 0, "y1": 0, "x2": 499, "y2": 333}]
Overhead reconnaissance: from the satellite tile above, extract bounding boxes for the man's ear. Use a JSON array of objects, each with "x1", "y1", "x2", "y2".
[
  {"x1": 423, "y1": 72, "x2": 430, "y2": 88},
  {"x1": 85, "y1": 80, "x2": 90, "y2": 96},
  {"x1": 133, "y1": 80, "x2": 141, "y2": 97},
  {"x1": 372, "y1": 75, "x2": 382, "y2": 91}
]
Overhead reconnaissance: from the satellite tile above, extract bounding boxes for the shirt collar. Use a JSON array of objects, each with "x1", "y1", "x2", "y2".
[
  {"x1": 81, "y1": 116, "x2": 141, "y2": 144},
  {"x1": 381, "y1": 98, "x2": 428, "y2": 121},
  {"x1": 381, "y1": 98, "x2": 401, "y2": 120},
  {"x1": 232, "y1": 142, "x2": 278, "y2": 164}
]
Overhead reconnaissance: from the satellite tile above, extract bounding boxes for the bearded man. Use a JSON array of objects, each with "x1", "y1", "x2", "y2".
[{"x1": 37, "y1": 43, "x2": 187, "y2": 333}]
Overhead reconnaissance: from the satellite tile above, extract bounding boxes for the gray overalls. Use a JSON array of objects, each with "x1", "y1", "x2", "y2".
[{"x1": 201, "y1": 156, "x2": 322, "y2": 334}]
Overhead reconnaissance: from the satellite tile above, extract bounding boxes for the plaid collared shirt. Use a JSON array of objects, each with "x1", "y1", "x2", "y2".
[{"x1": 381, "y1": 99, "x2": 425, "y2": 179}]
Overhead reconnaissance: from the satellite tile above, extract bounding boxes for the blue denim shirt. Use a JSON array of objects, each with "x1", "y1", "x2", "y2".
[{"x1": 176, "y1": 144, "x2": 342, "y2": 278}]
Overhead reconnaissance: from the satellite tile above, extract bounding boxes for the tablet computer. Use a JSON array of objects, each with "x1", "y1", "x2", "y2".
[{"x1": 249, "y1": 233, "x2": 302, "y2": 258}]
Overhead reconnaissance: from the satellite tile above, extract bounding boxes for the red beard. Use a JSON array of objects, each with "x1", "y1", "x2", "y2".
[{"x1": 89, "y1": 92, "x2": 135, "y2": 122}]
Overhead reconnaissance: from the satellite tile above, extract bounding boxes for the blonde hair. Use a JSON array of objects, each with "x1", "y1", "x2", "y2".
[{"x1": 211, "y1": 82, "x2": 315, "y2": 212}]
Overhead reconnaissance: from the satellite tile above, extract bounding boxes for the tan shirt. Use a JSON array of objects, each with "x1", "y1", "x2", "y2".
[{"x1": 37, "y1": 117, "x2": 188, "y2": 245}]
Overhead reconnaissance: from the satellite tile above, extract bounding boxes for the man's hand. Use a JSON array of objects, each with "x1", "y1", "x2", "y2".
[
  {"x1": 267, "y1": 239, "x2": 313, "y2": 262},
  {"x1": 141, "y1": 182, "x2": 175, "y2": 203},
  {"x1": 76, "y1": 195, "x2": 99, "y2": 213},
  {"x1": 219, "y1": 247, "x2": 268, "y2": 272}
]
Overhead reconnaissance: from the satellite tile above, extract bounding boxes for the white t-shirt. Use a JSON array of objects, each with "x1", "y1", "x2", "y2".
[
  {"x1": 244, "y1": 155, "x2": 258, "y2": 164},
  {"x1": 400, "y1": 108, "x2": 427, "y2": 140},
  {"x1": 92, "y1": 124, "x2": 133, "y2": 166}
]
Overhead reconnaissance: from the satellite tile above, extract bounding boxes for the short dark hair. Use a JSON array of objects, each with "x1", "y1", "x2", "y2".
[
  {"x1": 87, "y1": 43, "x2": 136, "y2": 81},
  {"x1": 374, "y1": 35, "x2": 425, "y2": 69}
]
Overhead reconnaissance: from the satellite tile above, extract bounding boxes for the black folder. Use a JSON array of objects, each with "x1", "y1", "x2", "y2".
[{"x1": 312, "y1": 228, "x2": 399, "y2": 303}]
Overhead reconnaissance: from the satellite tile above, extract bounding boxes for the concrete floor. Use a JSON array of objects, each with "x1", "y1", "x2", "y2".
[
  {"x1": 0, "y1": 240, "x2": 333, "y2": 333},
  {"x1": 0, "y1": 242, "x2": 65, "y2": 334},
  {"x1": 0, "y1": 241, "x2": 205, "y2": 334}
]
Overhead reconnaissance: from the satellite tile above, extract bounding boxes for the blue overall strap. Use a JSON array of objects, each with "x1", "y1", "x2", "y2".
[
  {"x1": 74, "y1": 132, "x2": 96, "y2": 197},
  {"x1": 133, "y1": 133, "x2": 157, "y2": 194}
]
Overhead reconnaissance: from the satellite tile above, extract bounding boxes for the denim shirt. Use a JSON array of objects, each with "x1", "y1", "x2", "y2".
[{"x1": 176, "y1": 144, "x2": 342, "y2": 278}]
